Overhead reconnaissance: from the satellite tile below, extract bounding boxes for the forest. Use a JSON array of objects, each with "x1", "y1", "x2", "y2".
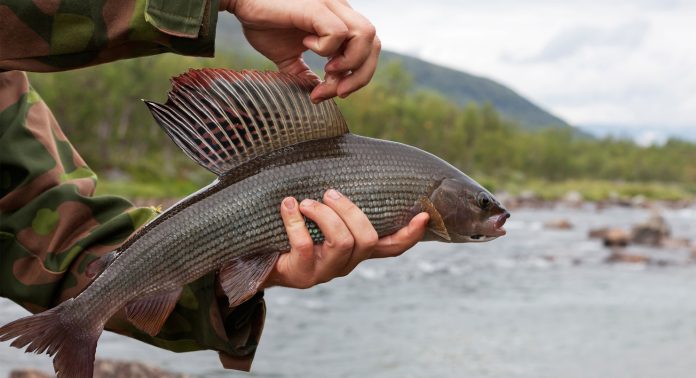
[{"x1": 27, "y1": 51, "x2": 696, "y2": 201}]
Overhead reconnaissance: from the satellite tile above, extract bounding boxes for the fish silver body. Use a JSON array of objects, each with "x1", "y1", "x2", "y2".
[{"x1": 0, "y1": 69, "x2": 509, "y2": 377}]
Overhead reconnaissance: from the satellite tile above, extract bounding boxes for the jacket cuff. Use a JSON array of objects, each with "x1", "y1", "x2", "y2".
[{"x1": 144, "y1": 0, "x2": 219, "y2": 56}]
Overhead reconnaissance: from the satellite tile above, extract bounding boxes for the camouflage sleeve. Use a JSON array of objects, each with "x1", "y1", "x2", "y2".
[
  {"x1": 0, "y1": 0, "x2": 218, "y2": 72},
  {"x1": 0, "y1": 72, "x2": 264, "y2": 370}
]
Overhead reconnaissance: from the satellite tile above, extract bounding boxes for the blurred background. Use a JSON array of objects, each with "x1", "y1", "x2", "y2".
[{"x1": 2, "y1": 0, "x2": 695, "y2": 377}]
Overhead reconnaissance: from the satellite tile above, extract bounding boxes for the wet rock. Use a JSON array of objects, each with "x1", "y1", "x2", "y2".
[
  {"x1": 9, "y1": 370, "x2": 51, "y2": 378},
  {"x1": 10, "y1": 360, "x2": 188, "y2": 378},
  {"x1": 631, "y1": 214, "x2": 671, "y2": 246},
  {"x1": 94, "y1": 360, "x2": 189, "y2": 378},
  {"x1": 588, "y1": 227, "x2": 610, "y2": 239},
  {"x1": 544, "y1": 219, "x2": 573, "y2": 230},
  {"x1": 605, "y1": 249, "x2": 649, "y2": 264},
  {"x1": 660, "y1": 238, "x2": 692, "y2": 249},
  {"x1": 589, "y1": 227, "x2": 630, "y2": 247},
  {"x1": 561, "y1": 191, "x2": 584, "y2": 207}
]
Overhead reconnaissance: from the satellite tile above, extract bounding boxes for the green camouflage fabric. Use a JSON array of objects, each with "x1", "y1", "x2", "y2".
[
  {"x1": 0, "y1": 0, "x2": 217, "y2": 72},
  {"x1": 0, "y1": 0, "x2": 266, "y2": 372}
]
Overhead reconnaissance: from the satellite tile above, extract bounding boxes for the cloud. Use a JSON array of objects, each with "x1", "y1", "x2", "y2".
[
  {"x1": 512, "y1": 21, "x2": 650, "y2": 62},
  {"x1": 350, "y1": 0, "x2": 696, "y2": 129}
]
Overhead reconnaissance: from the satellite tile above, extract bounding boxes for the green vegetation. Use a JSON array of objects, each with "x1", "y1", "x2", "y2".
[{"x1": 28, "y1": 54, "x2": 696, "y2": 202}]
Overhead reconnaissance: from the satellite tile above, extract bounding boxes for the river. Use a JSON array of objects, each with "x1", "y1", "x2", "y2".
[{"x1": 1, "y1": 205, "x2": 695, "y2": 377}]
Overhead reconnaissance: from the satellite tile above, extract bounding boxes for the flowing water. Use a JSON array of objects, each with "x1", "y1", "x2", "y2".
[{"x1": 1, "y1": 205, "x2": 695, "y2": 378}]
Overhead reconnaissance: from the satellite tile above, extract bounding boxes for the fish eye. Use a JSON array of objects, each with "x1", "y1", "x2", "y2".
[{"x1": 477, "y1": 193, "x2": 492, "y2": 209}]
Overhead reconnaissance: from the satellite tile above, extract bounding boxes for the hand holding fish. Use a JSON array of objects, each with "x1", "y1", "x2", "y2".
[
  {"x1": 264, "y1": 191, "x2": 430, "y2": 289},
  {"x1": 220, "y1": 0, "x2": 380, "y2": 102}
]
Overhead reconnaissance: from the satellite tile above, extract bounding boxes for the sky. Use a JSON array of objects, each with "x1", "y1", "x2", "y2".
[{"x1": 350, "y1": 0, "x2": 695, "y2": 142}]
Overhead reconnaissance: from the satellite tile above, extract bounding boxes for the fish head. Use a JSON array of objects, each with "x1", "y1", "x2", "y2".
[{"x1": 425, "y1": 177, "x2": 510, "y2": 243}]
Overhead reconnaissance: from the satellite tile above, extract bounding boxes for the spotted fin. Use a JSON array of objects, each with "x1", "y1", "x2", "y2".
[
  {"x1": 144, "y1": 69, "x2": 349, "y2": 176},
  {"x1": 219, "y1": 252, "x2": 280, "y2": 308}
]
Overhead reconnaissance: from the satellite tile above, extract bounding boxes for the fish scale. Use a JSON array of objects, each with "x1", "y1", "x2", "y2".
[{"x1": 0, "y1": 69, "x2": 509, "y2": 378}]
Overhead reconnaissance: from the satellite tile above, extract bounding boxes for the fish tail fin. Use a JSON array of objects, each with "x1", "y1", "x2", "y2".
[{"x1": 0, "y1": 298, "x2": 102, "y2": 378}]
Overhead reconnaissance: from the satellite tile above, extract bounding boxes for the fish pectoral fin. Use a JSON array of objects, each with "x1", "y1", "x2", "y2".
[
  {"x1": 143, "y1": 69, "x2": 349, "y2": 176},
  {"x1": 419, "y1": 197, "x2": 451, "y2": 241},
  {"x1": 125, "y1": 287, "x2": 183, "y2": 336},
  {"x1": 219, "y1": 252, "x2": 280, "y2": 308}
]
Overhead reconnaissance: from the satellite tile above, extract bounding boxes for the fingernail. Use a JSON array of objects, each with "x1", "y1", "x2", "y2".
[
  {"x1": 300, "y1": 199, "x2": 314, "y2": 207},
  {"x1": 283, "y1": 197, "x2": 296, "y2": 210},
  {"x1": 325, "y1": 75, "x2": 338, "y2": 84},
  {"x1": 326, "y1": 189, "x2": 341, "y2": 200}
]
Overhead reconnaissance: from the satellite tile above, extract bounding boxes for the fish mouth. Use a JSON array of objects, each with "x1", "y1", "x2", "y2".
[{"x1": 460, "y1": 212, "x2": 510, "y2": 242}]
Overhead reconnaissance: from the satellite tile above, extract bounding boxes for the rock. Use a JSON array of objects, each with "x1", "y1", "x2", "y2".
[
  {"x1": 544, "y1": 219, "x2": 573, "y2": 230},
  {"x1": 561, "y1": 191, "x2": 584, "y2": 207},
  {"x1": 605, "y1": 249, "x2": 649, "y2": 264},
  {"x1": 660, "y1": 238, "x2": 692, "y2": 249},
  {"x1": 603, "y1": 228, "x2": 630, "y2": 247},
  {"x1": 631, "y1": 195, "x2": 648, "y2": 208},
  {"x1": 10, "y1": 360, "x2": 188, "y2": 378},
  {"x1": 631, "y1": 213, "x2": 671, "y2": 246},
  {"x1": 94, "y1": 360, "x2": 189, "y2": 378},
  {"x1": 588, "y1": 227, "x2": 609, "y2": 239},
  {"x1": 9, "y1": 370, "x2": 51, "y2": 378},
  {"x1": 589, "y1": 227, "x2": 630, "y2": 247}
]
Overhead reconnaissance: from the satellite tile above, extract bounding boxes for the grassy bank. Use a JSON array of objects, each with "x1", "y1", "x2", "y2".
[{"x1": 491, "y1": 178, "x2": 695, "y2": 201}]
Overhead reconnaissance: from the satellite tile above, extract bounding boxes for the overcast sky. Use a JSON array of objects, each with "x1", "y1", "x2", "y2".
[{"x1": 351, "y1": 0, "x2": 695, "y2": 138}]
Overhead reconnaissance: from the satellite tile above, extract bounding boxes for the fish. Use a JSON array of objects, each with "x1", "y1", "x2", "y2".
[{"x1": 0, "y1": 68, "x2": 510, "y2": 377}]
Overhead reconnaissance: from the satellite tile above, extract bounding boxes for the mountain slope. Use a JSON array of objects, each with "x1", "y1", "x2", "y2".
[{"x1": 216, "y1": 19, "x2": 569, "y2": 129}]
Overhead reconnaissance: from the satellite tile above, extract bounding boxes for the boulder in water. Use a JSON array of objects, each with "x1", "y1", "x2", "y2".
[
  {"x1": 631, "y1": 213, "x2": 670, "y2": 246},
  {"x1": 605, "y1": 249, "x2": 649, "y2": 264},
  {"x1": 599, "y1": 228, "x2": 630, "y2": 247},
  {"x1": 9, "y1": 370, "x2": 51, "y2": 378},
  {"x1": 545, "y1": 219, "x2": 573, "y2": 230},
  {"x1": 11, "y1": 360, "x2": 189, "y2": 378}
]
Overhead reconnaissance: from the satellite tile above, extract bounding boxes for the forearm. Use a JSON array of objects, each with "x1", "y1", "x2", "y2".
[
  {"x1": 0, "y1": 70, "x2": 263, "y2": 370},
  {"x1": 0, "y1": 0, "x2": 219, "y2": 72}
]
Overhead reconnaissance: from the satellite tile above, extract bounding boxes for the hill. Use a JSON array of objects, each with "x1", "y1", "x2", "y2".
[{"x1": 216, "y1": 19, "x2": 569, "y2": 129}]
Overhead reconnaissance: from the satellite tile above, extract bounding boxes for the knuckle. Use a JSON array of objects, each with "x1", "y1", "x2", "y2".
[
  {"x1": 293, "y1": 238, "x2": 314, "y2": 253},
  {"x1": 362, "y1": 23, "x2": 377, "y2": 40},
  {"x1": 364, "y1": 230, "x2": 379, "y2": 248},
  {"x1": 373, "y1": 37, "x2": 382, "y2": 52},
  {"x1": 334, "y1": 25, "x2": 350, "y2": 39},
  {"x1": 334, "y1": 234, "x2": 355, "y2": 250}
]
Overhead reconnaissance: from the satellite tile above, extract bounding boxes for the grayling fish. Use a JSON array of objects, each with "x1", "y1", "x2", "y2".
[{"x1": 0, "y1": 69, "x2": 510, "y2": 377}]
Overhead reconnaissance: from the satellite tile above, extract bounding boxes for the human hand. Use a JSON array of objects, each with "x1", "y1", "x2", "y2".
[
  {"x1": 219, "y1": 0, "x2": 381, "y2": 103},
  {"x1": 262, "y1": 189, "x2": 429, "y2": 289}
]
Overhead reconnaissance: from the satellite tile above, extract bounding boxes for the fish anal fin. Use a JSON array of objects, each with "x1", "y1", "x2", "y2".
[
  {"x1": 219, "y1": 252, "x2": 280, "y2": 308},
  {"x1": 144, "y1": 69, "x2": 349, "y2": 176},
  {"x1": 125, "y1": 287, "x2": 183, "y2": 336},
  {"x1": 419, "y1": 197, "x2": 451, "y2": 241}
]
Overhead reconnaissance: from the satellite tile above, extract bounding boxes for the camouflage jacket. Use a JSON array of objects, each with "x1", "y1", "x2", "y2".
[{"x1": 0, "y1": 0, "x2": 264, "y2": 371}]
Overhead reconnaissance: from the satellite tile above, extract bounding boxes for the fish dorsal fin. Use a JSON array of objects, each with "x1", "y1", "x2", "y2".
[{"x1": 144, "y1": 69, "x2": 349, "y2": 176}]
